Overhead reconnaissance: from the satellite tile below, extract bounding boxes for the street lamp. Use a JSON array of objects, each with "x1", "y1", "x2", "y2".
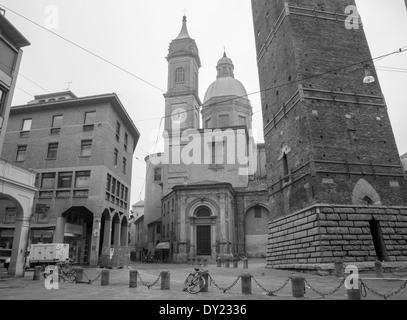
[{"x1": 363, "y1": 64, "x2": 375, "y2": 84}]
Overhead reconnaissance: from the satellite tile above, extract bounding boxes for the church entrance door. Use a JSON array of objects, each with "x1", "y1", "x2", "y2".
[{"x1": 196, "y1": 226, "x2": 211, "y2": 256}]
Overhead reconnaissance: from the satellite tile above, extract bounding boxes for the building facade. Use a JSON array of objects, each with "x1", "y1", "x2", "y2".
[
  {"x1": 1, "y1": 91, "x2": 140, "y2": 267},
  {"x1": 144, "y1": 17, "x2": 269, "y2": 263},
  {"x1": 129, "y1": 200, "x2": 146, "y2": 260},
  {"x1": 251, "y1": 0, "x2": 407, "y2": 267},
  {"x1": 0, "y1": 11, "x2": 37, "y2": 277}
]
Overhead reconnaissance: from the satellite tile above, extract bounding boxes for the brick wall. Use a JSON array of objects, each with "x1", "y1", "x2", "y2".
[{"x1": 267, "y1": 204, "x2": 407, "y2": 267}]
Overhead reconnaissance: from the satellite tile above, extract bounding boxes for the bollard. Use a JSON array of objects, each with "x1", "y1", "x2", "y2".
[
  {"x1": 347, "y1": 288, "x2": 361, "y2": 300},
  {"x1": 225, "y1": 258, "x2": 230, "y2": 268},
  {"x1": 33, "y1": 266, "x2": 42, "y2": 281},
  {"x1": 216, "y1": 257, "x2": 222, "y2": 268},
  {"x1": 201, "y1": 272, "x2": 209, "y2": 293},
  {"x1": 233, "y1": 258, "x2": 238, "y2": 269},
  {"x1": 375, "y1": 261, "x2": 383, "y2": 278},
  {"x1": 241, "y1": 274, "x2": 252, "y2": 295},
  {"x1": 129, "y1": 270, "x2": 138, "y2": 288},
  {"x1": 187, "y1": 258, "x2": 191, "y2": 265},
  {"x1": 203, "y1": 259, "x2": 208, "y2": 267},
  {"x1": 74, "y1": 267, "x2": 84, "y2": 283},
  {"x1": 197, "y1": 258, "x2": 202, "y2": 265},
  {"x1": 192, "y1": 258, "x2": 196, "y2": 265},
  {"x1": 161, "y1": 271, "x2": 170, "y2": 290},
  {"x1": 243, "y1": 257, "x2": 248, "y2": 269},
  {"x1": 334, "y1": 261, "x2": 344, "y2": 278},
  {"x1": 101, "y1": 269, "x2": 110, "y2": 286},
  {"x1": 291, "y1": 276, "x2": 305, "y2": 298}
]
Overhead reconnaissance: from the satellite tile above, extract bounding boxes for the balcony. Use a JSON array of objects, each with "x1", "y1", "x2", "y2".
[{"x1": 0, "y1": 158, "x2": 36, "y2": 189}]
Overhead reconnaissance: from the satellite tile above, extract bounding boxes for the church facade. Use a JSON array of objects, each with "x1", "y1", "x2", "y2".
[{"x1": 143, "y1": 16, "x2": 269, "y2": 262}]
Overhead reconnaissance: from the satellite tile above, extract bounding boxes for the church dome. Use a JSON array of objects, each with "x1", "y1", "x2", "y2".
[
  {"x1": 204, "y1": 77, "x2": 248, "y2": 104},
  {"x1": 203, "y1": 52, "x2": 248, "y2": 104}
]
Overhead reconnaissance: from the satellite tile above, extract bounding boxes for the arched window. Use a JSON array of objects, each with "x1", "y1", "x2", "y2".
[
  {"x1": 175, "y1": 67, "x2": 185, "y2": 84},
  {"x1": 196, "y1": 207, "x2": 211, "y2": 217}
]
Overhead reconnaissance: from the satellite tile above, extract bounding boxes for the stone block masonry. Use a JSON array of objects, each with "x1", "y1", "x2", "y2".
[{"x1": 267, "y1": 204, "x2": 407, "y2": 268}]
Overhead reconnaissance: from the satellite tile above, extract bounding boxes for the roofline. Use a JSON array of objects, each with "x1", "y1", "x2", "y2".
[
  {"x1": 11, "y1": 93, "x2": 140, "y2": 142},
  {"x1": 0, "y1": 14, "x2": 30, "y2": 48},
  {"x1": 33, "y1": 91, "x2": 78, "y2": 100}
]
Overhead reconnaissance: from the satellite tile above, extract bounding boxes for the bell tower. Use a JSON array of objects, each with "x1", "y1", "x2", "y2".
[{"x1": 164, "y1": 16, "x2": 201, "y2": 134}]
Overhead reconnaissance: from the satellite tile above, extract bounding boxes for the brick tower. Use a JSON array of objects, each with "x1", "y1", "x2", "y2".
[{"x1": 251, "y1": 0, "x2": 407, "y2": 267}]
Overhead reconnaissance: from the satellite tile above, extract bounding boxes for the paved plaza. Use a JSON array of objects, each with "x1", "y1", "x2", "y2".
[{"x1": 1, "y1": 259, "x2": 407, "y2": 301}]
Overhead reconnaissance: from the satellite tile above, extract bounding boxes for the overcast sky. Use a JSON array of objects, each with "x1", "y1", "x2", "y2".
[{"x1": 1, "y1": 0, "x2": 406, "y2": 205}]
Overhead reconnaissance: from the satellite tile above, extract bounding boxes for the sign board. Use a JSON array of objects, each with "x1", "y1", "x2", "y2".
[{"x1": 64, "y1": 223, "x2": 83, "y2": 236}]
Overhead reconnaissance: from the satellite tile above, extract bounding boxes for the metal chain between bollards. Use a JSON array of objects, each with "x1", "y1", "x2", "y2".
[
  {"x1": 137, "y1": 272, "x2": 161, "y2": 289},
  {"x1": 252, "y1": 276, "x2": 291, "y2": 296},
  {"x1": 209, "y1": 274, "x2": 241, "y2": 293},
  {"x1": 359, "y1": 279, "x2": 407, "y2": 300},
  {"x1": 303, "y1": 278, "x2": 346, "y2": 299},
  {"x1": 81, "y1": 271, "x2": 104, "y2": 284}
]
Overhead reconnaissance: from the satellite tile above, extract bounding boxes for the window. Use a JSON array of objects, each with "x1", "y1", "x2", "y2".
[
  {"x1": 124, "y1": 187, "x2": 128, "y2": 202},
  {"x1": 0, "y1": 39, "x2": 17, "y2": 76},
  {"x1": 157, "y1": 225, "x2": 161, "y2": 234},
  {"x1": 16, "y1": 145, "x2": 27, "y2": 162},
  {"x1": 51, "y1": 115, "x2": 63, "y2": 134},
  {"x1": 122, "y1": 157, "x2": 127, "y2": 173},
  {"x1": 4, "y1": 208, "x2": 16, "y2": 223},
  {"x1": 80, "y1": 140, "x2": 92, "y2": 157},
  {"x1": 21, "y1": 119, "x2": 32, "y2": 136},
  {"x1": 57, "y1": 172, "x2": 73, "y2": 189},
  {"x1": 120, "y1": 184, "x2": 124, "y2": 199},
  {"x1": 218, "y1": 114, "x2": 230, "y2": 127},
  {"x1": 124, "y1": 133, "x2": 128, "y2": 151},
  {"x1": 116, "y1": 180, "x2": 121, "y2": 196},
  {"x1": 154, "y1": 168, "x2": 162, "y2": 181},
  {"x1": 116, "y1": 122, "x2": 121, "y2": 142},
  {"x1": 283, "y1": 153, "x2": 289, "y2": 182},
  {"x1": 106, "y1": 174, "x2": 111, "y2": 191},
  {"x1": 41, "y1": 173, "x2": 56, "y2": 189},
  {"x1": 75, "y1": 171, "x2": 91, "y2": 188},
  {"x1": 114, "y1": 148, "x2": 118, "y2": 166},
  {"x1": 196, "y1": 207, "x2": 211, "y2": 217},
  {"x1": 205, "y1": 119, "x2": 211, "y2": 129},
  {"x1": 47, "y1": 143, "x2": 58, "y2": 159},
  {"x1": 111, "y1": 178, "x2": 116, "y2": 194},
  {"x1": 84, "y1": 111, "x2": 96, "y2": 131},
  {"x1": 0, "y1": 89, "x2": 6, "y2": 124},
  {"x1": 175, "y1": 67, "x2": 185, "y2": 84}
]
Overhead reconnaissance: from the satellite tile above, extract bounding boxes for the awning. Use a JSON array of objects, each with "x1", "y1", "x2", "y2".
[{"x1": 156, "y1": 242, "x2": 170, "y2": 250}]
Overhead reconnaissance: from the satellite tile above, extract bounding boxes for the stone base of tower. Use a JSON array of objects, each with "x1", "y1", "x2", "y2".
[{"x1": 267, "y1": 204, "x2": 407, "y2": 269}]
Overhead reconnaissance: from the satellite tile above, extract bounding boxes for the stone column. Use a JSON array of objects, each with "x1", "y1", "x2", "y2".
[
  {"x1": 53, "y1": 217, "x2": 66, "y2": 243},
  {"x1": 9, "y1": 216, "x2": 30, "y2": 277},
  {"x1": 89, "y1": 216, "x2": 100, "y2": 267}
]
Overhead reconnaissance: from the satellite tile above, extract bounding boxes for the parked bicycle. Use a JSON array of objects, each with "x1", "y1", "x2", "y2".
[
  {"x1": 183, "y1": 265, "x2": 209, "y2": 294},
  {"x1": 42, "y1": 259, "x2": 77, "y2": 283}
]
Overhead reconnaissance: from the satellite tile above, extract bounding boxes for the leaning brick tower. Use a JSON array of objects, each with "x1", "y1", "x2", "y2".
[{"x1": 251, "y1": 0, "x2": 407, "y2": 267}]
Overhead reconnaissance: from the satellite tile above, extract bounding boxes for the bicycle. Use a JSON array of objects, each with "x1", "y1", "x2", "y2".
[
  {"x1": 183, "y1": 265, "x2": 209, "y2": 294},
  {"x1": 42, "y1": 259, "x2": 77, "y2": 283}
]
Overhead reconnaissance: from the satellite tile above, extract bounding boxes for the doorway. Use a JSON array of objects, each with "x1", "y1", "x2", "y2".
[
  {"x1": 369, "y1": 219, "x2": 389, "y2": 262},
  {"x1": 196, "y1": 226, "x2": 211, "y2": 256}
]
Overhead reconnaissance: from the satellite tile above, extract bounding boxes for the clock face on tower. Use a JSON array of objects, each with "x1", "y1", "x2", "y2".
[{"x1": 171, "y1": 108, "x2": 187, "y2": 124}]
